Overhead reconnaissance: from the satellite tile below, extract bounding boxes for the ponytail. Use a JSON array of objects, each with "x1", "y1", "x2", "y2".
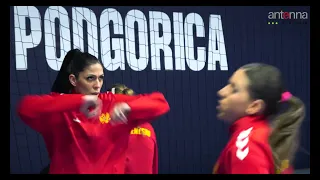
[
  {"x1": 51, "y1": 49, "x2": 82, "y2": 93},
  {"x1": 269, "y1": 95, "x2": 306, "y2": 173}
]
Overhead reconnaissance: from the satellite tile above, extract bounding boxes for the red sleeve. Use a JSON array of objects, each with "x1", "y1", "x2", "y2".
[
  {"x1": 100, "y1": 92, "x2": 170, "y2": 124},
  {"x1": 125, "y1": 92, "x2": 169, "y2": 121},
  {"x1": 226, "y1": 140, "x2": 273, "y2": 174},
  {"x1": 126, "y1": 137, "x2": 155, "y2": 174},
  {"x1": 17, "y1": 93, "x2": 84, "y2": 132}
]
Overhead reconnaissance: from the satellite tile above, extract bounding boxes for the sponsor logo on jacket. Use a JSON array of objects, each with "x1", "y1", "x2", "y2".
[
  {"x1": 99, "y1": 112, "x2": 111, "y2": 124},
  {"x1": 130, "y1": 127, "x2": 151, "y2": 137}
]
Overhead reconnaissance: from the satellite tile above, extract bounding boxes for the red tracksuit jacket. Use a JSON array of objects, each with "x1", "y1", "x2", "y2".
[
  {"x1": 17, "y1": 92, "x2": 169, "y2": 174},
  {"x1": 125, "y1": 123, "x2": 158, "y2": 174},
  {"x1": 213, "y1": 115, "x2": 293, "y2": 174}
]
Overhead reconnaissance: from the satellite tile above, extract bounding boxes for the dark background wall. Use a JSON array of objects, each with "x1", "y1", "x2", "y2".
[{"x1": 10, "y1": 6, "x2": 310, "y2": 174}]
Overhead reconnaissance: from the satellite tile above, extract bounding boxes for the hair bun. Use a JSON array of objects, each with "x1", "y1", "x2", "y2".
[{"x1": 123, "y1": 88, "x2": 134, "y2": 95}]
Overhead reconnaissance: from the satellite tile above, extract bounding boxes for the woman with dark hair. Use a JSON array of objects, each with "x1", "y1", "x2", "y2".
[
  {"x1": 17, "y1": 49, "x2": 170, "y2": 174},
  {"x1": 213, "y1": 63, "x2": 305, "y2": 174},
  {"x1": 108, "y1": 84, "x2": 158, "y2": 174}
]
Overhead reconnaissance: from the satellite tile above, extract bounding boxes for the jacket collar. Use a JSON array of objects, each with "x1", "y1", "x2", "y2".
[{"x1": 229, "y1": 115, "x2": 266, "y2": 135}]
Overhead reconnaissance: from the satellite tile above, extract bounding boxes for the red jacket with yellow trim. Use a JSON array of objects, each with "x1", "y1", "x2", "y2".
[
  {"x1": 17, "y1": 92, "x2": 169, "y2": 174},
  {"x1": 125, "y1": 122, "x2": 158, "y2": 174}
]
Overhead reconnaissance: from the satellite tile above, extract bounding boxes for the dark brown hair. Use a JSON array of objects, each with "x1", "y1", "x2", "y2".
[
  {"x1": 51, "y1": 49, "x2": 101, "y2": 94},
  {"x1": 241, "y1": 63, "x2": 305, "y2": 173}
]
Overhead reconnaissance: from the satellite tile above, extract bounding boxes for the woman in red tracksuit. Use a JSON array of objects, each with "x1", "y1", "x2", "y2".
[
  {"x1": 17, "y1": 49, "x2": 170, "y2": 174},
  {"x1": 213, "y1": 63, "x2": 305, "y2": 174},
  {"x1": 108, "y1": 84, "x2": 158, "y2": 174}
]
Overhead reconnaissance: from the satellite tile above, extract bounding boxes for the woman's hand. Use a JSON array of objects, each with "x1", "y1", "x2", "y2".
[
  {"x1": 80, "y1": 95, "x2": 102, "y2": 118},
  {"x1": 110, "y1": 102, "x2": 131, "y2": 125}
]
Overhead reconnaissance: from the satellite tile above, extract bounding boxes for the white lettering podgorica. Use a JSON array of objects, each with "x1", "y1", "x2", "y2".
[{"x1": 14, "y1": 6, "x2": 229, "y2": 72}]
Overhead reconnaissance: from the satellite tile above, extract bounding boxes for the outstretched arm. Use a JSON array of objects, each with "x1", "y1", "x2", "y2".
[
  {"x1": 100, "y1": 92, "x2": 170, "y2": 125},
  {"x1": 17, "y1": 93, "x2": 84, "y2": 132},
  {"x1": 125, "y1": 92, "x2": 170, "y2": 121}
]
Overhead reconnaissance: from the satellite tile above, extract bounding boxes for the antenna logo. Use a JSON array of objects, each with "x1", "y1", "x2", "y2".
[
  {"x1": 267, "y1": 10, "x2": 308, "y2": 25},
  {"x1": 268, "y1": 10, "x2": 308, "y2": 20}
]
